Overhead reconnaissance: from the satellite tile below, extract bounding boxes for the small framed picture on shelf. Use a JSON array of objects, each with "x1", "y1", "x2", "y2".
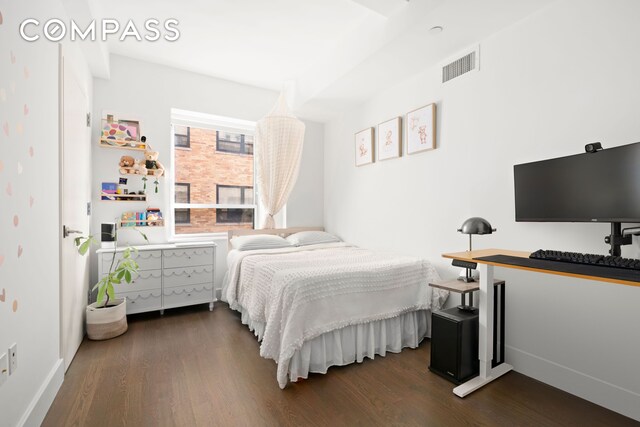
[
  {"x1": 100, "y1": 111, "x2": 145, "y2": 150},
  {"x1": 377, "y1": 117, "x2": 402, "y2": 161},
  {"x1": 355, "y1": 127, "x2": 374, "y2": 167},
  {"x1": 406, "y1": 103, "x2": 436, "y2": 155}
]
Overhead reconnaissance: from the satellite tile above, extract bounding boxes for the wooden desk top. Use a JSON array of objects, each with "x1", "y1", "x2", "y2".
[{"x1": 442, "y1": 248, "x2": 640, "y2": 288}]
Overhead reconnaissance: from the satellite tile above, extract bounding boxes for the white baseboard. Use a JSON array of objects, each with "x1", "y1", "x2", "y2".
[
  {"x1": 17, "y1": 358, "x2": 64, "y2": 427},
  {"x1": 506, "y1": 345, "x2": 640, "y2": 422}
]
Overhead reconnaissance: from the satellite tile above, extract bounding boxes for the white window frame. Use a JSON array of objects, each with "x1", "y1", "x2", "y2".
[{"x1": 169, "y1": 108, "x2": 258, "y2": 241}]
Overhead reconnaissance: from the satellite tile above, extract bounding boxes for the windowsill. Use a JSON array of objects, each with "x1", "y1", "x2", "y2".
[
  {"x1": 175, "y1": 146, "x2": 191, "y2": 151},
  {"x1": 170, "y1": 232, "x2": 228, "y2": 243}
]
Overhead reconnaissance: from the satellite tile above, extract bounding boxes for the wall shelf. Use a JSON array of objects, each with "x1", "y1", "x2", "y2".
[
  {"x1": 120, "y1": 219, "x2": 164, "y2": 228},
  {"x1": 101, "y1": 192, "x2": 147, "y2": 202},
  {"x1": 99, "y1": 139, "x2": 146, "y2": 151}
]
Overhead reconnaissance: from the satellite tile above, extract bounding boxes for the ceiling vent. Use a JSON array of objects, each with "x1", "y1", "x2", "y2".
[{"x1": 442, "y1": 47, "x2": 479, "y2": 83}]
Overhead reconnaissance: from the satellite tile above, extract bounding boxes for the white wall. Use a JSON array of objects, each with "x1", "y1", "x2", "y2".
[
  {"x1": 324, "y1": 0, "x2": 640, "y2": 420},
  {"x1": 0, "y1": 1, "x2": 93, "y2": 426},
  {"x1": 91, "y1": 55, "x2": 324, "y2": 288}
]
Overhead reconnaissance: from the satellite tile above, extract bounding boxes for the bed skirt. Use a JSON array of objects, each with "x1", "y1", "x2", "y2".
[{"x1": 237, "y1": 306, "x2": 431, "y2": 386}]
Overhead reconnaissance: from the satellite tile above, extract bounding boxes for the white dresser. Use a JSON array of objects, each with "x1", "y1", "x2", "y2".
[{"x1": 96, "y1": 243, "x2": 216, "y2": 315}]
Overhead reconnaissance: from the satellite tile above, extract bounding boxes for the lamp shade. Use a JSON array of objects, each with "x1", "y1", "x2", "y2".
[{"x1": 457, "y1": 217, "x2": 496, "y2": 235}]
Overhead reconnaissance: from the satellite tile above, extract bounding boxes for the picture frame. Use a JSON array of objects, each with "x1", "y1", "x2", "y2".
[
  {"x1": 354, "y1": 127, "x2": 375, "y2": 166},
  {"x1": 99, "y1": 111, "x2": 146, "y2": 150},
  {"x1": 406, "y1": 103, "x2": 436, "y2": 155},
  {"x1": 377, "y1": 117, "x2": 402, "y2": 161}
]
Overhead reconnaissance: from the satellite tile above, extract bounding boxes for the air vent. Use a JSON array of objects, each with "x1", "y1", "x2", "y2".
[{"x1": 442, "y1": 51, "x2": 476, "y2": 83}]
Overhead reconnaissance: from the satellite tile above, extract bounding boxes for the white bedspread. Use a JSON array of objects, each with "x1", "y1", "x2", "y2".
[{"x1": 222, "y1": 243, "x2": 447, "y2": 388}]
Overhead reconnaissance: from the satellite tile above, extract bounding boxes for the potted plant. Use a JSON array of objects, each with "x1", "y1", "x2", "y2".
[{"x1": 75, "y1": 227, "x2": 147, "y2": 340}]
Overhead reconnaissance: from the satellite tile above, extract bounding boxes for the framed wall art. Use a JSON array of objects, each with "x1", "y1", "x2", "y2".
[
  {"x1": 406, "y1": 103, "x2": 436, "y2": 154},
  {"x1": 355, "y1": 127, "x2": 375, "y2": 166},
  {"x1": 377, "y1": 117, "x2": 401, "y2": 161}
]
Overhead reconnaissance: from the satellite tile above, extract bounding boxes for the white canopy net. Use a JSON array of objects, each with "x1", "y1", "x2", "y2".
[{"x1": 255, "y1": 93, "x2": 306, "y2": 229}]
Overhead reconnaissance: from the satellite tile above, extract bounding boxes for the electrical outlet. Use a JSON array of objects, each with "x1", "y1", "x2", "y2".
[
  {"x1": 0, "y1": 353, "x2": 7, "y2": 387},
  {"x1": 8, "y1": 344, "x2": 17, "y2": 375}
]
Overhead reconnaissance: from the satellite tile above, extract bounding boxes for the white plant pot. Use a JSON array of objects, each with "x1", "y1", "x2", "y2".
[{"x1": 86, "y1": 298, "x2": 128, "y2": 340}]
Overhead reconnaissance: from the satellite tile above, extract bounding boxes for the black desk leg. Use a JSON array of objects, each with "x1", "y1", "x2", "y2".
[
  {"x1": 492, "y1": 282, "x2": 506, "y2": 368},
  {"x1": 493, "y1": 285, "x2": 498, "y2": 367},
  {"x1": 500, "y1": 282, "x2": 505, "y2": 364}
]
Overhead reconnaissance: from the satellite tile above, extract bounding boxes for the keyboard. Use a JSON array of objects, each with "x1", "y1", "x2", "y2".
[{"x1": 530, "y1": 249, "x2": 640, "y2": 271}]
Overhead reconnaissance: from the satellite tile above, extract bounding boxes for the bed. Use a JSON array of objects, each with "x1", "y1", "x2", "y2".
[{"x1": 221, "y1": 227, "x2": 449, "y2": 388}]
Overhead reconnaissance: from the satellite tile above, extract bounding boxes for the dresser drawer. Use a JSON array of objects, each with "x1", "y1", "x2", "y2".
[
  {"x1": 162, "y1": 284, "x2": 213, "y2": 309},
  {"x1": 119, "y1": 290, "x2": 162, "y2": 315},
  {"x1": 163, "y1": 248, "x2": 214, "y2": 268},
  {"x1": 109, "y1": 269, "x2": 161, "y2": 294},
  {"x1": 101, "y1": 250, "x2": 162, "y2": 272},
  {"x1": 163, "y1": 266, "x2": 214, "y2": 288}
]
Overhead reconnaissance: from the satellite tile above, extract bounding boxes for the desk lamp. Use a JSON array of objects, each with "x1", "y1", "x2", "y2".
[{"x1": 456, "y1": 217, "x2": 496, "y2": 283}]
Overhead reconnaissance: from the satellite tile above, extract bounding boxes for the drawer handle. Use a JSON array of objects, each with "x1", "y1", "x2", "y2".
[
  {"x1": 130, "y1": 301, "x2": 135, "y2": 304},
  {"x1": 187, "y1": 293, "x2": 191, "y2": 297},
  {"x1": 188, "y1": 275, "x2": 191, "y2": 278}
]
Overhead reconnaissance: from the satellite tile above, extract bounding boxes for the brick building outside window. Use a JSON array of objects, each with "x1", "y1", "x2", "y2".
[{"x1": 173, "y1": 124, "x2": 255, "y2": 235}]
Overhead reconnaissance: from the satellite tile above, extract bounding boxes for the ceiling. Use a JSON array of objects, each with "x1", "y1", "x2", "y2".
[{"x1": 77, "y1": 0, "x2": 555, "y2": 121}]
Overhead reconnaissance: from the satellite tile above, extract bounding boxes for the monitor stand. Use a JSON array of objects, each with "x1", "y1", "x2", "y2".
[{"x1": 605, "y1": 222, "x2": 632, "y2": 256}]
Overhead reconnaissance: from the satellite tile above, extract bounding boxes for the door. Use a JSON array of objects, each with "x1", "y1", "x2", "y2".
[{"x1": 59, "y1": 47, "x2": 91, "y2": 371}]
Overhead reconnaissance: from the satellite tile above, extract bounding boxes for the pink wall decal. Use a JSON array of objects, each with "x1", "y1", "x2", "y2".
[
  {"x1": 6, "y1": 181, "x2": 12, "y2": 196},
  {"x1": 17, "y1": 245, "x2": 23, "y2": 258},
  {"x1": 0, "y1": 10, "x2": 3, "y2": 25},
  {"x1": 23, "y1": 66, "x2": 29, "y2": 79},
  {"x1": 0, "y1": 255, "x2": 4, "y2": 267},
  {"x1": 10, "y1": 50, "x2": 15, "y2": 64},
  {"x1": 13, "y1": 215, "x2": 19, "y2": 227},
  {"x1": 23, "y1": 104, "x2": 28, "y2": 115},
  {"x1": 0, "y1": 289, "x2": 5, "y2": 302},
  {"x1": 29, "y1": 196, "x2": 34, "y2": 207},
  {"x1": 16, "y1": 122, "x2": 23, "y2": 135},
  {"x1": 29, "y1": 146, "x2": 34, "y2": 157},
  {"x1": 12, "y1": 300, "x2": 18, "y2": 312}
]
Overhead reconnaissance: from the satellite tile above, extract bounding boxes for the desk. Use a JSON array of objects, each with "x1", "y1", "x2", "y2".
[{"x1": 442, "y1": 248, "x2": 640, "y2": 398}]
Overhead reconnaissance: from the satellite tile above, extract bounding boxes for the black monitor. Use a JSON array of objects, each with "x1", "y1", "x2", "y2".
[
  {"x1": 514, "y1": 142, "x2": 640, "y2": 256},
  {"x1": 514, "y1": 142, "x2": 640, "y2": 223}
]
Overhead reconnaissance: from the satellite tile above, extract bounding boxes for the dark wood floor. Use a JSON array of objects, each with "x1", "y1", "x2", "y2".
[{"x1": 43, "y1": 303, "x2": 637, "y2": 427}]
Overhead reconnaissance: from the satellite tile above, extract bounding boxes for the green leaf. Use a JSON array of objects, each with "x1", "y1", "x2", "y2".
[
  {"x1": 96, "y1": 285, "x2": 106, "y2": 306},
  {"x1": 78, "y1": 239, "x2": 92, "y2": 256},
  {"x1": 124, "y1": 270, "x2": 132, "y2": 283},
  {"x1": 106, "y1": 283, "x2": 115, "y2": 302},
  {"x1": 117, "y1": 269, "x2": 125, "y2": 280}
]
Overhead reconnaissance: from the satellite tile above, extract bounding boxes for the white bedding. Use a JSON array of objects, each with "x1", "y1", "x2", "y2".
[{"x1": 222, "y1": 242, "x2": 448, "y2": 388}]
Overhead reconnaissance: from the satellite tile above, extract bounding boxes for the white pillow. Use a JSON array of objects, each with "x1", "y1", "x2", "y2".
[
  {"x1": 230, "y1": 234, "x2": 292, "y2": 251},
  {"x1": 286, "y1": 231, "x2": 341, "y2": 247}
]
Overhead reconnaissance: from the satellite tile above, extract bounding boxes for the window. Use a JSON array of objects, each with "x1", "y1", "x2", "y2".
[
  {"x1": 216, "y1": 131, "x2": 253, "y2": 155},
  {"x1": 174, "y1": 125, "x2": 190, "y2": 148},
  {"x1": 174, "y1": 183, "x2": 190, "y2": 224},
  {"x1": 171, "y1": 111, "x2": 256, "y2": 236},
  {"x1": 216, "y1": 185, "x2": 254, "y2": 224}
]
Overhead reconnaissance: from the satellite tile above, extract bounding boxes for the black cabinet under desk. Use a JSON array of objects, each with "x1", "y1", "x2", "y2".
[{"x1": 428, "y1": 279, "x2": 506, "y2": 385}]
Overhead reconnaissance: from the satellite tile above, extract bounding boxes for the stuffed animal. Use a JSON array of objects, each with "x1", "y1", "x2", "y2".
[
  {"x1": 137, "y1": 149, "x2": 165, "y2": 177},
  {"x1": 119, "y1": 155, "x2": 137, "y2": 175}
]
